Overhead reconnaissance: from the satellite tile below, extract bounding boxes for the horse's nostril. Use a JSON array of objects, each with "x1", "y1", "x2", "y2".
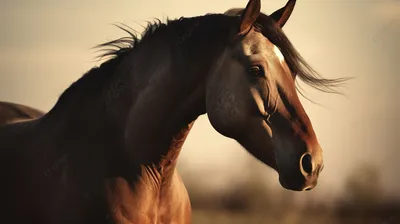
[{"x1": 301, "y1": 153, "x2": 313, "y2": 175}]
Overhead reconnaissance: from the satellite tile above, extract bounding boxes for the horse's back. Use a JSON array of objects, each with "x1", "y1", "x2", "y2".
[
  {"x1": 0, "y1": 103, "x2": 53, "y2": 222},
  {"x1": 0, "y1": 101, "x2": 44, "y2": 125},
  {"x1": 0, "y1": 110, "x2": 42, "y2": 155},
  {"x1": 0, "y1": 103, "x2": 113, "y2": 223},
  {"x1": 0, "y1": 101, "x2": 44, "y2": 156},
  {"x1": 0, "y1": 101, "x2": 45, "y2": 155},
  {"x1": 0, "y1": 116, "x2": 45, "y2": 185}
]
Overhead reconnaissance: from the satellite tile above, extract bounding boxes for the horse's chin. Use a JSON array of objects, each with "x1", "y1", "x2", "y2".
[{"x1": 278, "y1": 175, "x2": 304, "y2": 191}]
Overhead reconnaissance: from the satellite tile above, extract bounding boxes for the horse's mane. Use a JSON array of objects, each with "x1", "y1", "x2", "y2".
[
  {"x1": 51, "y1": 10, "x2": 348, "y2": 113},
  {"x1": 50, "y1": 14, "x2": 231, "y2": 113},
  {"x1": 95, "y1": 11, "x2": 348, "y2": 94},
  {"x1": 93, "y1": 14, "x2": 225, "y2": 61},
  {"x1": 93, "y1": 19, "x2": 165, "y2": 61}
]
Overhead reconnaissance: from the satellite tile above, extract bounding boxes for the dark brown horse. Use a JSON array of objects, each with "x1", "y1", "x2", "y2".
[
  {"x1": 0, "y1": 101, "x2": 44, "y2": 125},
  {"x1": 0, "y1": 0, "x2": 346, "y2": 223}
]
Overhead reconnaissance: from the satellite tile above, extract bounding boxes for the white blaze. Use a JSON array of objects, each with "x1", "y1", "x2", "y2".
[{"x1": 273, "y1": 45, "x2": 285, "y2": 63}]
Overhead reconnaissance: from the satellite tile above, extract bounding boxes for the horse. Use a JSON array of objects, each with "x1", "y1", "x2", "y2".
[
  {"x1": 0, "y1": 101, "x2": 44, "y2": 125},
  {"x1": 0, "y1": 0, "x2": 346, "y2": 223}
]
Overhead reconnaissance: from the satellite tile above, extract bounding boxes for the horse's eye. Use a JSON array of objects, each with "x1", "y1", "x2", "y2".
[{"x1": 248, "y1": 65, "x2": 264, "y2": 77}]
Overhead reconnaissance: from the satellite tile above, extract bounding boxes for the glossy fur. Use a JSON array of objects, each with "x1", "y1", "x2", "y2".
[{"x1": 0, "y1": 0, "x2": 346, "y2": 223}]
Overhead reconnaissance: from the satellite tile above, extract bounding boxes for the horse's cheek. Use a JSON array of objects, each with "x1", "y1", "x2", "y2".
[{"x1": 206, "y1": 87, "x2": 248, "y2": 138}]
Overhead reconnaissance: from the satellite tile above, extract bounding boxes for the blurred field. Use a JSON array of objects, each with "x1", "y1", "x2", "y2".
[{"x1": 180, "y1": 162, "x2": 399, "y2": 224}]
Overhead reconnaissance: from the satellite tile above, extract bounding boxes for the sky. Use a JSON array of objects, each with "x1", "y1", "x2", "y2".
[{"x1": 0, "y1": 0, "x2": 399, "y2": 201}]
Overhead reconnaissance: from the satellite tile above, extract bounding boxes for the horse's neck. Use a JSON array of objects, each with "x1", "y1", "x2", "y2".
[
  {"x1": 100, "y1": 39, "x2": 204, "y2": 222},
  {"x1": 117, "y1": 43, "x2": 205, "y2": 182}
]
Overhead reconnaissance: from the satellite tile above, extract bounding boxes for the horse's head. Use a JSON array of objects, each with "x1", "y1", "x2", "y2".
[{"x1": 206, "y1": 0, "x2": 323, "y2": 191}]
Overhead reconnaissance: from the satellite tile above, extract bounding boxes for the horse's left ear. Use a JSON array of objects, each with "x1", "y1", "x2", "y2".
[
  {"x1": 270, "y1": 0, "x2": 296, "y2": 28},
  {"x1": 238, "y1": 0, "x2": 261, "y2": 35}
]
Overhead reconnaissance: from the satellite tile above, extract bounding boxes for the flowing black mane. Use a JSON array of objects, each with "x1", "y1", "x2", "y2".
[
  {"x1": 49, "y1": 14, "x2": 233, "y2": 113},
  {"x1": 93, "y1": 20, "x2": 165, "y2": 61},
  {"x1": 94, "y1": 12, "x2": 347, "y2": 94},
  {"x1": 51, "y1": 12, "x2": 347, "y2": 114},
  {"x1": 93, "y1": 14, "x2": 227, "y2": 61}
]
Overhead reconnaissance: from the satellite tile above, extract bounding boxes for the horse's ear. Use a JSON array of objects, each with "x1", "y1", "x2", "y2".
[
  {"x1": 270, "y1": 0, "x2": 296, "y2": 28},
  {"x1": 238, "y1": 0, "x2": 261, "y2": 35}
]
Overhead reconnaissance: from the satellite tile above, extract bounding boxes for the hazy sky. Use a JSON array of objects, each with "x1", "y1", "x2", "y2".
[{"x1": 0, "y1": 0, "x2": 398, "y2": 200}]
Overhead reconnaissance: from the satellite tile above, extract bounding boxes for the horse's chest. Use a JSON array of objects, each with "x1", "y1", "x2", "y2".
[{"x1": 156, "y1": 173, "x2": 191, "y2": 224}]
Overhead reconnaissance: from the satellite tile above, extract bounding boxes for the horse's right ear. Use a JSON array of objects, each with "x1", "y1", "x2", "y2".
[
  {"x1": 238, "y1": 0, "x2": 261, "y2": 36},
  {"x1": 270, "y1": 0, "x2": 296, "y2": 28}
]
